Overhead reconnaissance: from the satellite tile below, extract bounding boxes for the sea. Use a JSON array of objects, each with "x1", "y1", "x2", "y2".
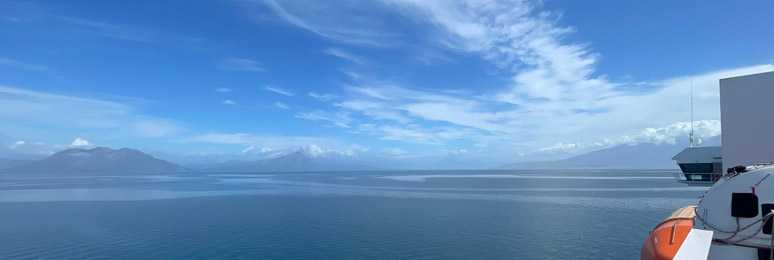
[{"x1": 0, "y1": 170, "x2": 707, "y2": 259}]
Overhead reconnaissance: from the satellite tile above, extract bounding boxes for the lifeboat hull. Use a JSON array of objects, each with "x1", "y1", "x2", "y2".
[{"x1": 641, "y1": 206, "x2": 696, "y2": 260}]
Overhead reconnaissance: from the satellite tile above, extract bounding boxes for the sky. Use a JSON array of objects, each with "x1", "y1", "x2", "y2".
[{"x1": 0, "y1": 0, "x2": 773, "y2": 168}]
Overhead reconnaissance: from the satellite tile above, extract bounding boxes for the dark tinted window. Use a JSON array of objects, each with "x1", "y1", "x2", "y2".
[{"x1": 679, "y1": 163, "x2": 713, "y2": 173}]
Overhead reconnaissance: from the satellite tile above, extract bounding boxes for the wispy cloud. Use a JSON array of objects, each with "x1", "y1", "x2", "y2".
[
  {"x1": 271, "y1": 0, "x2": 774, "y2": 153},
  {"x1": 295, "y1": 110, "x2": 352, "y2": 128},
  {"x1": 537, "y1": 120, "x2": 722, "y2": 154},
  {"x1": 58, "y1": 16, "x2": 153, "y2": 42},
  {"x1": 0, "y1": 85, "x2": 183, "y2": 141},
  {"x1": 0, "y1": 58, "x2": 50, "y2": 71},
  {"x1": 357, "y1": 124, "x2": 482, "y2": 145},
  {"x1": 241, "y1": 146, "x2": 255, "y2": 154},
  {"x1": 274, "y1": 102, "x2": 290, "y2": 109},
  {"x1": 324, "y1": 48, "x2": 367, "y2": 64},
  {"x1": 258, "y1": 0, "x2": 404, "y2": 47},
  {"x1": 215, "y1": 87, "x2": 232, "y2": 93},
  {"x1": 217, "y1": 58, "x2": 266, "y2": 72},
  {"x1": 262, "y1": 85, "x2": 294, "y2": 97},
  {"x1": 309, "y1": 92, "x2": 335, "y2": 101},
  {"x1": 222, "y1": 99, "x2": 236, "y2": 105},
  {"x1": 2, "y1": 16, "x2": 21, "y2": 23},
  {"x1": 183, "y1": 132, "x2": 342, "y2": 149},
  {"x1": 1, "y1": 139, "x2": 61, "y2": 157},
  {"x1": 8, "y1": 140, "x2": 25, "y2": 149}
]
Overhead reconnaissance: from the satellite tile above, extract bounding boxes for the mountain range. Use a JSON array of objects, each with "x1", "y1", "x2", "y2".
[
  {"x1": 0, "y1": 147, "x2": 188, "y2": 174},
  {"x1": 498, "y1": 136, "x2": 721, "y2": 169},
  {"x1": 199, "y1": 152, "x2": 319, "y2": 172},
  {"x1": 0, "y1": 147, "x2": 365, "y2": 174},
  {"x1": 0, "y1": 136, "x2": 722, "y2": 173}
]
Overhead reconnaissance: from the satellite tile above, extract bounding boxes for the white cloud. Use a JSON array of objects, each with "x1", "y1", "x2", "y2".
[
  {"x1": 70, "y1": 138, "x2": 90, "y2": 147},
  {"x1": 223, "y1": 99, "x2": 236, "y2": 105},
  {"x1": 0, "y1": 140, "x2": 61, "y2": 157},
  {"x1": 450, "y1": 149, "x2": 469, "y2": 155},
  {"x1": 8, "y1": 140, "x2": 25, "y2": 149},
  {"x1": 357, "y1": 124, "x2": 483, "y2": 145},
  {"x1": 324, "y1": 48, "x2": 367, "y2": 64},
  {"x1": 184, "y1": 133, "x2": 338, "y2": 147},
  {"x1": 538, "y1": 142, "x2": 582, "y2": 153},
  {"x1": 621, "y1": 120, "x2": 721, "y2": 145},
  {"x1": 266, "y1": 0, "x2": 773, "y2": 152},
  {"x1": 241, "y1": 146, "x2": 255, "y2": 154},
  {"x1": 274, "y1": 102, "x2": 290, "y2": 109},
  {"x1": 215, "y1": 87, "x2": 232, "y2": 93},
  {"x1": 0, "y1": 85, "x2": 183, "y2": 141},
  {"x1": 262, "y1": 85, "x2": 295, "y2": 97},
  {"x1": 295, "y1": 110, "x2": 352, "y2": 128},
  {"x1": 182, "y1": 132, "x2": 366, "y2": 158},
  {"x1": 536, "y1": 120, "x2": 722, "y2": 154},
  {"x1": 309, "y1": 92, "x2": 336, "y2": 101},
  {"x1": 217, "y1": 58, "x2": 266, "y2": 72},
  {"x1": 299, "y1": 144, "x2": 369, "y2": 157},
  {"x1": 258, "y1": 0, "x2": 404, "y2": 47},
  {"x1": 239, "y1": 146, "x2": 280, "y2": 156},
  {"x1": 0, "y1": 58, "x2": 50, "y2": 71}
]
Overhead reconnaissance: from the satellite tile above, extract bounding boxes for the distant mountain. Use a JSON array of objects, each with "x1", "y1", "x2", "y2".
[
  {"x1": 498, "y1": 136, "x2": 721, "y2": 169},
  {"x1": 0, "y1": 158, "x2": 34, "y2": 170},
  {"x1": 202, "y1": 152, "x2": 320, "y2": 172},
  {"x1": 1, "y1": 147, "x2": 188, "y2": 174}
]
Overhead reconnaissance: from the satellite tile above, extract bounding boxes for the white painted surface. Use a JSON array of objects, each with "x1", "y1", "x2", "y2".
[
  {"x1": 706, "y1": 244, "x2": 758, "y2": 260},
  {"x1": 720, "y1": 71, "x2": 774, "y2": 168},
  {"x1": 674, "y1": 229, "x2": 713, "y2": 260},
  {"x1": 672, "y1": 146, "x2": 722, "y2": 162},
  {"x1": 695, "y1": 166, "x2": 774, "y2": 248}
]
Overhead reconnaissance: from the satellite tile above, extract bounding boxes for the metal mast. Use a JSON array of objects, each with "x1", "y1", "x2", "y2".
[{"x1": 690, "y1": 76, "x2": 694, "y2": 147}]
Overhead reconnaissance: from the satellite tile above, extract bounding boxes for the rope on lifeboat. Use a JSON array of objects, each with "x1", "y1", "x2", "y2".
[{"x1": 694, "y1": 207, "x2": 774, "y2": 245}]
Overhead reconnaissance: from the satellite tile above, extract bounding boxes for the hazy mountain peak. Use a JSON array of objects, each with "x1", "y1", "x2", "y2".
[
  {"x1": 203, "y1": 151, "x2": 319, "y2": 172},
  {"x1": 498, "y1": 136, "x2": 721, "y2": 169},
  {"x1": 2, "y1": 147, "x2": 188, "y2": 174}
]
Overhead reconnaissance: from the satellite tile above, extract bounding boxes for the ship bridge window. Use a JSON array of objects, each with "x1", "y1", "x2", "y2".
[{"x1": 678, "y1": 163, "x2": 714, "y2": 173}]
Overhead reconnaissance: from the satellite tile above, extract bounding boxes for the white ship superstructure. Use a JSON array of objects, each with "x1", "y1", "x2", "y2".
[{"x1": 642, "y1": 71, "x2": 774, "y2": 260}]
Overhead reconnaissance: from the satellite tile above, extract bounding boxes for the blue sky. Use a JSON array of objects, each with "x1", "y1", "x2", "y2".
[{"x1": 1, "y1": 0, "x2": 773, "y2": 167}]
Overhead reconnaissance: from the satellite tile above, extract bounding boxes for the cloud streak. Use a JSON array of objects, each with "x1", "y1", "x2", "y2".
[
  {"x1": 295, "y1": 110, "x2": 352, "y2": 128},
  {"x1": 324, "y1": 48, "x2": 367, "y2": 64},
  {"x1": 309, "y1": 92, "x2": 336, "y2": 101},
  {"x1": 259, "y1": 0, "x2": 405, "y2": 47},
  {"x1": 58, "y1": 16, "x2": 154, "y2": 42},
  {"x1": 274, "y1": 102, "x2": 290, "y2": 109},
  {"x1": 0, "y1": 58, "x2": 50, "y2": 71},
  {"x1": 217, "y1": 58, "x2": 266, "y2": 72},
  {"x1": 268, "y1": 1, "x2": 773, "y2": 154},
  {"x1": 0, "y1": 85, "x2": 183, "y2": 141},
  {"x1": 262, "y1": 86, "x2": 295, "y2": 97}
]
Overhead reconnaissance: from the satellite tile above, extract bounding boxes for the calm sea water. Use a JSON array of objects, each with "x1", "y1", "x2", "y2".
[{"x1": 0, "y1": 170, "x2": 706, "y2": 259}]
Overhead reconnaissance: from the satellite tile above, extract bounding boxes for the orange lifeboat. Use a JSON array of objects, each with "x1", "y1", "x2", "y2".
[{"x1": 641, "y1": 205, "x2": 697, "y2": 260}]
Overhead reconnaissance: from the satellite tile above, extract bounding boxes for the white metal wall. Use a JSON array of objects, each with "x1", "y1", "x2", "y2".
[{"x1": 720, "y1": 71, "x2": 774, "y2": 168}]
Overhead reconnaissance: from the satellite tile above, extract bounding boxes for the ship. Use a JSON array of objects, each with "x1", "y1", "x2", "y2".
[
  {"x1": 641, "y1": 71, "x2": 774, "y2": 259},
  {"x1": 672, "y1": 146, "x2": 722, "y2": 186}
]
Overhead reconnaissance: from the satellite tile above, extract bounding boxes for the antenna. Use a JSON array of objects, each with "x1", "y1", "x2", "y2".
[{"x1": 690, "y1": 76, "x2": 694, "y2": 148}]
